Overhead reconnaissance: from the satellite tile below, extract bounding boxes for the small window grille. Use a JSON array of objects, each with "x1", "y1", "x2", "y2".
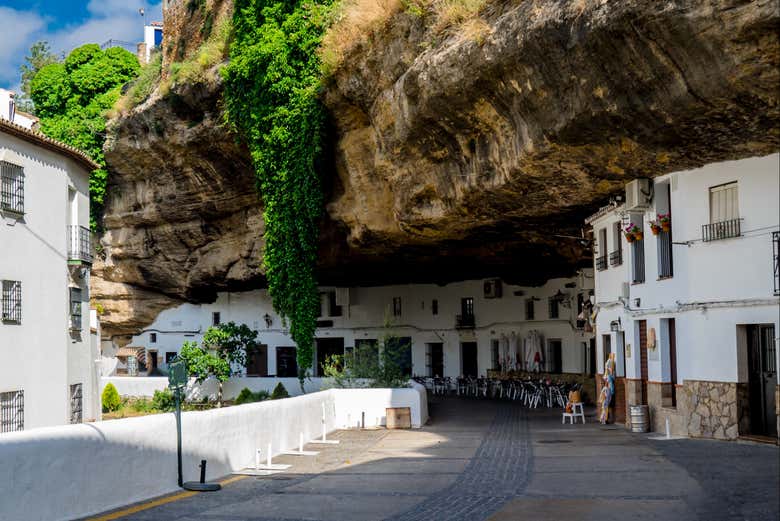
[
  {"x1": 150, "y1": 332, "x2": 157, "y2": 343},
  {"x1": 212, "y1": 312, "x2": 221, "y2": 326},
  {"x1": 393, "y1": 297, "x2": 402, "y2": 317},
  {"x1": 0, "y1": 161, "x2": 24, "y2": 215},
  {"x1": 70, "y1": 287, "x2": 82, "y2": 330},
  {"x1": 0, "y1": 390, "x2": 24, "y2": 432},
  {"x1": 69, "y1": 384, "x2": 83, "y2": 424},
  {"x1": 2, "y1": 280, "x2": 21, "y2": 323}
]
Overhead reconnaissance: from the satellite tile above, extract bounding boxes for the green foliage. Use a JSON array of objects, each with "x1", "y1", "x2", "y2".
[
  {"x1": 151, "y1": 388, "x2": 176, "y2": 411},
  {"x1": 18, "y1": 41, "x2": 59, "y2": 112},
  {"x1": 223, "y1": 0, "x2": 336, "y2": 390},
  {"x1": 234, "y1": 387, "x2": 270, "y2": 405},
  {"x1": 178, "y1": 341, "x2": 231, "y2": 384},
  {"x1": 121, "y1": 53, "x2": 162, "y2": 109},
  {"x1": 101, "y1": 383, "x2": 121, "y2": 412},
  {"x1": 270, "y1": 382, "x2": 290, "y2": 400},
  {"x1": 202, "y1": 321, "x2": 259, "y2": 370},
  {"x1": 166, "y1": 14, "x2": 231, "y2": 89},
  {"x1": 29, "y1": 44, "x2": 140, "y2": 229}
]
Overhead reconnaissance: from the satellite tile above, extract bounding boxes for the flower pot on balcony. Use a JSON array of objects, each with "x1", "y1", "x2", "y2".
[
  {"x1": 634, "y1": 231, "x2": 644, "y2": 241},
  {"x1": 661, "y1": 222, "x2": 671, "y2": 232},
  {"x1": 625, "y1": 233, "x2": 636, "y2": 243},
  {"x1": 650, "y1": 223, "x2": 662, "y2": 235}
]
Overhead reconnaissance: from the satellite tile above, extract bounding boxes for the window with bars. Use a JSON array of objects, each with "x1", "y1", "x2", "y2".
[
  {"x1": 0, "y1": 390, "x2": 24, "y2": 433},
  {"x1": 2, "y1": 280, "x2": 21, "y2": 323},
  {"x1": 0, "y1": 161, "x2": 24, "y2": 215},
  {"x1": 704, "y1": 182, "x2": 741, "y2": 241},
  {"x1": 657, "y1": 229, "x2": 674, "y2": 278},
  {"x1": 69, "y1": 384, "x2": 83, "y2": 424},
  {"x1": 548, "y1": 297, "x2": 560, "y2": 319},
  {"x1": 525, "y1": 299, "x2": 535, "y2": 320},
  {"x1": 70, "y1": 287, "x2": 82, "y2": 330},
  {"x1": 773, "y1": 232, "x2": 779, "y2": 296},
  {"x1": 392, "y1": 297, "x2": 402, "y2": 317},
  {"x1": 610, "y1": 221, "x2": 623, "y2": 266}
]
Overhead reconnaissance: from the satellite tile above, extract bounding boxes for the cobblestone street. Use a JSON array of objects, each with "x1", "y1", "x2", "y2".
[{"x1": 93, "y1": 396, "x2": 779, "y2": 521}]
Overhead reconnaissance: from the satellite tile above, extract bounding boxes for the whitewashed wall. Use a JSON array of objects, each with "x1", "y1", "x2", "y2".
[
  {"x1": 115, "y1": 275, "x2": 595, "y2": 379},
  {"x1": 590, "y1": 154, "x2": 780, "y2": 383},
  {"x1": 0, "y1": 385, "x2": 427, "y2": 521},
  {"x1": 0, "y1": 129, "x2": 96, "y2": 429},
  {"x1": 102, "y1": 376, "x2": 323, "y2": 400}
]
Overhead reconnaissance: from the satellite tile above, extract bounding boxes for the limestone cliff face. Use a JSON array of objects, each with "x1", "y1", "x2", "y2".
[{"x1": 94, "y1": 0, "x2": 779, "y2": 338}]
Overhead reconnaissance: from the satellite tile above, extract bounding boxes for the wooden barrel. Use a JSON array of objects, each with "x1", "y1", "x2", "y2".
[{"x1": 630, "y1": 405, "x2": 650, "y2": 433}]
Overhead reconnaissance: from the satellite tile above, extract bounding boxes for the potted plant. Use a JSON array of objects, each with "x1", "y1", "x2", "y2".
[
  {"x1": 658, "y1": 213, "x2": 671, "y2": 232},
  {"x1": 624, "y1": 223, "x2": 642, "y2": 242},
  {"x1": 649, "y1": 220, "x2": 663, "y2": 235}
]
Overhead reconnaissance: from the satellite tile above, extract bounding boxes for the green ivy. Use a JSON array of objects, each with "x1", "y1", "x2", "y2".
[{"x1": 222, "y1": 0, "x2": 334, "y2": 389}]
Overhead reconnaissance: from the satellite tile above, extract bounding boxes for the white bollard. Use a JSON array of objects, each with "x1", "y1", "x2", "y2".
[
  {"x1": 267, "y1": 443, "x2": 272, "y2": 468},
  {"x1": 255, "y1": 448, "x2": 262, "y2": 470},
  {"x1": 300, "y1": 432, "x2": 304, "y2": 453},
  {"x1": 665, "y1": 418, "x2": 671, "y2": 439}
]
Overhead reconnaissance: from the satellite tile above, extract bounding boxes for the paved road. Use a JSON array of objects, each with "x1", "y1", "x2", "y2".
[{"x1": 97, "y1": 396, "x2": 779, "y2": 521}]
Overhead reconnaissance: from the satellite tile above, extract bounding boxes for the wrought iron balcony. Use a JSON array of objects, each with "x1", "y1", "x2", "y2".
[
  {"x1": 609, "y1": 249, "x2": 622, "y2": 267},
  {"x1": 455, "y1": 314, "x2": 475, "y2": 329},
  {"x1": 595, "y1": 254, "x2": 608, "y2": 271},
  {"x1": 68, "y1": 225, "x2": 92, "y2": 264},
  {"x1": 702, "y1": 218, "x2": 742, "y2": 242},
  {"x1": 773, "y1": 231, "x2": 779, "y2": 296}
]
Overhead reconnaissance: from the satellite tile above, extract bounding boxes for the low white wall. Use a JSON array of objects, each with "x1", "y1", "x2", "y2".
[
  {"x1": 101, "y1": 376, "x2": 324, "y2": 401},
  {"x1": 0, "y1": 385, "x2": 427, "y2": 521}
]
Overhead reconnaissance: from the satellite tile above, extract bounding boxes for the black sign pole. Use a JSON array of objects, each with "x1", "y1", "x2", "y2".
[{"x1": 176, "y1": 388, "x2": 183, "y2": 488}]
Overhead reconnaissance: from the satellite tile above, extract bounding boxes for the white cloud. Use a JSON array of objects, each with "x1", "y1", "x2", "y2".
[
  {"x1": 0, "y1": 7, "x2": 48, "y2": 87},
  {"x1": 0, "y1": 2, "x2": 163, "y2": 90}
]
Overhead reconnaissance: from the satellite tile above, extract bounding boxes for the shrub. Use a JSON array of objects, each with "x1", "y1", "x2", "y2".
[
  {"x1": 151, "y1": 388, "x2": 176, "y2": 411},
  {"x1": 101, "y1": 383, "x2": 121, "y2": 412},
  {"x1": 235, "y1": 388, "x2": 271, "y2": 405},
  {"x1": 270, "y1": 382, "x2": 290, "y2": 400}
]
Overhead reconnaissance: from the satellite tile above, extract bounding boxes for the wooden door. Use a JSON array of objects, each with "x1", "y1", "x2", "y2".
[
  {"x1": 669, "y1": 319, "x2": 677, "y2": 407},
  {"x1": 639, "y1": 320, "x2": 648, "y2": 405},
  {"x1": 747, "y1": 325, "x2": 777, "y2": 437}
]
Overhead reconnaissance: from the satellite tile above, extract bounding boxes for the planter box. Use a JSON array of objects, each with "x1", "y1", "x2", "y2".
[{"x1": 386, "y1": 407, "x2": 411, "y2": 429}]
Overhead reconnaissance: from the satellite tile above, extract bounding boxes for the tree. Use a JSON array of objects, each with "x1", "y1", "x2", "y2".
[
  {"x1": 202, "y1": 321, "x2": 259, "y2": 370},
  {"x1": 29, "y1": 43, "x2": 139, "y2": 229},
  {"x1": 177, "y1": 341, "x2": 231, "y2": 406},
  {"x1": 17, "y1": 41, "x2": 59, "y2": 113}
]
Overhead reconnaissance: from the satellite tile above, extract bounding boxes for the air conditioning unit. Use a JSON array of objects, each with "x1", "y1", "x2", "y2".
[
  {"x1": 484, "y1": 279, "x2": 502, "y2": 299},
  {"x1": 625, "y1": 178, "x2": 652, "y2": 211}
]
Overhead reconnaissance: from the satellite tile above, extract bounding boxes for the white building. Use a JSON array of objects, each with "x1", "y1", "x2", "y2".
[
  {"x1": 106, "y1": 274, "x2": 596, "y2": 382},
  {"x1": 0, "y1": 89, "x2": 38, "y2": 130},
  {"x1": 140, "y1": 22, "x2": 164, "y2": 64},
  {"x1": 586, "y1": 154, "x2": 780, "y2": 441},
  {"x1": 0, "y1": 95, "x2": 100, "y2": 432}
]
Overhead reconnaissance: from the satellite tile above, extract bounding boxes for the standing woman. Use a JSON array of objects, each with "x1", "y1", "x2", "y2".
[{"x1": 599, "y1": 353, "x2": 616, "y2": 424}]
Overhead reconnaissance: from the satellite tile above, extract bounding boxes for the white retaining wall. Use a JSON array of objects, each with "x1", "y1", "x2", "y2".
[
  {"x1": 0, "y1": 384, "x2": 427, "y2": 521},
  {"x1": 101, "y1": 376, "x2": 325, "y2": 401}
]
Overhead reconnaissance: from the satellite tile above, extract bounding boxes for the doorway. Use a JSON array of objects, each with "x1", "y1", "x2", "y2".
[
  {"x1": 316, "y1": 338, "x2": 345, "y2": 376},
  {"x1": 747, "y1": 325, "x2": 777, "y2": 437},
  {"x1": 461, "y1": 342, "x2": 478, "y2": 377},
  {"x1": 149, "y1": 351, "x2": 158, "y2": 371},
  {"x1": 547, "y1": 339, "x2": 562, "y2": 373},
  {"x1": 427, "y1": 343, "x2": 444, "y2": 377},
  {"x1": 246, "y1": 344, "x2": 268, "y2": 376},
  {"x1": 639, "y1": 320, "x2": 648, "y2": 405},
  {"x1": 276, "y1": 346, "x2": 297, "y2": 377},
  {"x1": 587, "y1": 338, "x2": 596, "y2": 375}
]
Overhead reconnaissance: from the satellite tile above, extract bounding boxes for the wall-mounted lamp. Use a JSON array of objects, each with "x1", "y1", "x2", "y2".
[
  {"x1": 263, "y1": 313, "x2": 272, "y2": 328},
  {"x1": 610, "y1": 317, "x2": 622, "y2": 332}
]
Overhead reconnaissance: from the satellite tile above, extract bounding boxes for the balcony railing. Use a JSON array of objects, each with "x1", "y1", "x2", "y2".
[
  {"x1": 773, "y1": 231, "x2": 779, "y2": 296},
  {"x1": 595, "y1": 255, "x2": 608, "y2": 271},
  {"x1": 702, "y1": 218, "x2": 742, "y2": 242},
  {"x1": 68, "y1": 225, "x2": 92, "y2": 264},
  {"x1": 455, "y1": 314, "x2": 475, "y2": 329},
  {"x1": 609, "y1": 249, "x2": 622, "y2": 267}
]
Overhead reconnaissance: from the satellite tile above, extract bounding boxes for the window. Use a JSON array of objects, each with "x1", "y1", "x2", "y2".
[
  {"x1": 69, "y1": 384, "x2": 82, "y2": 424},
  {"x1": 0, "y1": 390, "x2": 24, "y2": 432},
  {"x1": 525, "y1": 299, "x2": 534, "y2": 320},
  {"x1": 431, "y1": 299, "x2": 438, "y2": 315},
  {"x1": 631, "y1": 217, "x2": 645, "y2": 284},
  {"x1": 610, "y1": 221, "x2": 623, "y2": 266},
  {"x1": 602, "y1": 334, "x2": 612, "y2": 368},
  {"x1": 328, "y1": 292, "x2": 342, "y2": 317},
  {"x1": 457, "y1": 297, "x2": 475, "y2": 328},
  {"x1": 69, "y1": 288, "x2": 82, "y2": 330},
  {"x1": 1, "y1": 280, "x2": 21, "y2": 323},
  {"x1": 392, "y1": 297, "x2": 402, "y2": 317},
  {"x1": 0, "y1": 161, "x2": 24, "y2": 215},
  {"x1": 773, "y1": 232, "x2": 779, "y2": 295},
  {"x1": 596, "y1": 228, "x2": 608, "y2": 271},
  {"x1": 704, "y1": 182, "x2": 741, "y2": 241},
  {"x1": 276, "y1": 346, "x2": 298, "y2": 377},
  {"x1": 212, "y1": 312, "x2": 221, "y2": 326},
  {"x1": 548, "y1": 297, "x2": 559, "y2": 319},
  {"x1": 165, "y1": 352, "x2": 177, "y2": 364},
  {"x1": 150, "y1": 332, "x2": 157, "y2": 343}
]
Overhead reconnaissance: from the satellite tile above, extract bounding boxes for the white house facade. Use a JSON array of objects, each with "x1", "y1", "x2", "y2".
[
  {"x1": 587, "y1": 154, "x2": 780, "y2": 442},
  {"x1": 0, "y1": 102, "x2": 100, "y2": 432},
  {"x1": 104, "y1": 274, "x2": 596, "y2": 382}
]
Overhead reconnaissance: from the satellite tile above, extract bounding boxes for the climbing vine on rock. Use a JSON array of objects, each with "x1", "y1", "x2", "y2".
[{"x1": 223, "y1": 0, "x2": 334, "y2": 389}]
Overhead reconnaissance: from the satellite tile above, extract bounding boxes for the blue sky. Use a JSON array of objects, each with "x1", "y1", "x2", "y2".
[{"x1": 0, "y1": 0, "x2": 163, "y2": 90}]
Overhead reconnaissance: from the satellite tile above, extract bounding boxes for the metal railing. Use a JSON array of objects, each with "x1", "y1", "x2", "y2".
[
  {"x1": 595, "y1": 255, "x2": 608, "y2": 271},
  {"x1": 68, "y1": 225, "x2": 92, "y2": 263},
  {"x1": 0, "y1": 390, "x2": 24, "y2": 433},
  {"x1": 609, "y1": 249, "x2": 622, "y2": 267},
  {"x1": 632, "y1": 239, "x2": 645, "y2": 284},
  {"x1": 1, "y1": 162, "x2": 24, "y2": 215},
  {"x1": 657, "y1": 231, "x2": 673, "y2": 278},
  {"x1": 702, "y1": 218, "x2": 742, "y2": 242},
  {"x1": 773, "y1": 231, "x2": 779, "y2": 296},
  {"x1": 456, "y1": 314, "x2": 476, "y2": 329}
]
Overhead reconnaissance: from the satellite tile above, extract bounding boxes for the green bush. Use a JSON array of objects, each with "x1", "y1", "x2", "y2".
[
  {"x1": 151, "y1": 388, "x2": 176, "y2": 411},
  {"x1": 101, "y1": 383, "x2": 121, "y2": 412},
  {"x1": 234, "y1": 388, "x2": 271, "y2": 405},
  {"x1": 270, "y1": 382, "x2": 290, "y2": 400}
]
